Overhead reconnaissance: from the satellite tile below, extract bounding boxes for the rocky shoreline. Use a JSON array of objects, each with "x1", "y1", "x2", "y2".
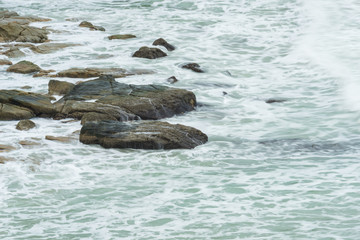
[{"x1": 0, "y1": 10, "x2": 208, "y2": 153}]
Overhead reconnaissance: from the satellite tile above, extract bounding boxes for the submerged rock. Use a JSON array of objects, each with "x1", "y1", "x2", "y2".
[
  {"x1": 0, "y1": 10, "x2": 19, "y2": 19},
  {"x1": 48, "y1": 80, "x2": 75, "y2": 96},
  {"x1": 265, "y1": 98, "x2": 287, "y2": 104},
  {"x1": 0, "y1": 144, "x2": 17, "y2": 152},
  {"x1": 79, "y1": 21, "x2": 105, "y2": 31},
  {"x1": 181, "y1": 63, "x2": 204, "y2": 73},
  {"x1": 0, "y1": 59, "x2": 12, "y2": 65},
  {"x1": 55, "y1": 67, "x2": 129, "y2": 78},
  {"x1": 132, "y1": 46, "x2": 167, "y2": 59},
  {"x1": 45, "y1": 135, "x2": 76, "y2": 143},
  {"x1": 153, "y1": 38, "x2": 175, "y2": 51},
  {"x1": 0, "y1": 22, "x2": 48, "y2": 43},
  {"x1": 108, "y1": 34, "x2": 136, "y2": 40},
  {"x1": 16, "y1": 119, "x2": 36, "y2": 130},
  {"x1": 30, "y1": 43, "x2": 80, "y2": 54},
  {"x1": 2, "y1": 47, "x2": 25, "y2": 58},
  {"x1": 80, "y1": 120, "x2": 208, "y2": 150},
  {"x1": 167, "y1": 76, "x2": 178, "y2": 84},
  {"x1": 6, "y1": 60, "x2": 41, "y2": 73}
]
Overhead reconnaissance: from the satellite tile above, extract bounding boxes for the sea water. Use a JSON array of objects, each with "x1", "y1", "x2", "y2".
[{"x1": 1, "y1": 0, "x2": 360, "y2": 239}]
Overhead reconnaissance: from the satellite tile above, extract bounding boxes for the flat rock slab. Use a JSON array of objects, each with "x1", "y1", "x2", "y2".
[
  {"x1": 30, "y1": 43, "x2": 80, "y2": 54},
  {"x1": 108, "y1": 34, "x2": 136, "y2": 40},
  {"x1": 56, "y1": 75, "x2": 196, "y2": 120},
  {"x1": 54, "y1": 67, "x2": 129, "y2": 78},
  {"x1": 80, "y1": 120, "x2": 208, "y2": 149}
]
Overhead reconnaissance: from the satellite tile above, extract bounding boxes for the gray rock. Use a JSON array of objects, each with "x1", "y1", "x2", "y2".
[
  {"x1": 3, "y1": 47, "x2": 25, "y2": 58},
  {"x1": 0, "y1": 22, "x2": 48, "y2": 43},
  {"x1": 153, "y1": 38, "x2": 175, "y2": 51},
  {"x1": 181, "y1": 63, "x2": 204, "y2": 73},
  {"x1": 48, "y1": 80, "x2": 75, "y2": 95},
  {"x1": 16, "y1": 119, "x2": 36, "y2": 130},
  {"x1": 80, "y1": 120, "x2": 208, "y2": 149},
  {"x1": 6, "y1": 60, "x2": 41, "y2": 73},
  {"x1": 132, "y1": 46, "x2": 167, "y2": 59}
]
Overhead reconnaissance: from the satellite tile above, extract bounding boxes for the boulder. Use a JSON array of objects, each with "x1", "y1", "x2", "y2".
[
  {"x1": 2, "y1": 47, "x2": 25, "y2": 58},
  {"x1": 181, "y1": 63, "x2": 204, "y2": 73},
  {"x1": 57, "y1": 75, "x2": 196, "y2": 120},
  {"x1": 7, "y1": 60, "x2": 41, "y2": 73},
  {"x1": 0, "y1": 103, "x2": 35, "y2": 120},
  {"x1": 30, "y1": 43, "x2": 80, "y2": 54},
  {"x1": 153, "y1": 38, "x2": 175, "y2": 51},
  {"x1": 80, "y1": 120, "x2": 208, "y2": 149},
  {"x1": 55, "y1": 67, "x2": 129, "y2": 78},
  {"x1": 132, "y1": 46, "x2": 167, "y2": 59},
  {"x1": 54, "y1": 100, "x2": 139, "y2": 122},
  {"x1": 16, "y1": 119, "x2": 36, "y2": 130},
  {"x1": 0, "y1": 59, "x2": 12, "y2": 65},
  {"x1": 108, "y1": 34, "x2": 136, "y2": 40},
  {"x1": 167, "y1": 76, "x2": 178, "y2": 84},
  {"x1": 80, "y1": 112, "x2": 117, "y2": 125},
  {"x1": 0, "y1": 22, "x2": 48, "y2": 43},
  {"x1": 48, "y1": 80, "x2": 75, "y2": 95},
  {"x1": 0, "y1": 90, "x2": 55, "y2": 117}
]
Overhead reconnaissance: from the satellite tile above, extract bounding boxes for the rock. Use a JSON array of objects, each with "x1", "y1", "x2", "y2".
[
  {"x1": 20, "y1": 86, "x2": 32, "y2": 89},
  {"x1": 55, "y1": 67, "x2": 129, "y2": 78},
  {"x1": 80, "y1": 120, "x2": 208, "y2": 150},
  {"x1": 108, "y1": 34, "x2": 136, "y2": 40},
  {"x1": 32, "y1": 69, "x2": 56, "y2": 77},
  {"x1": 79, "y1": 21, "x2": 105, "y2": 31},
  {"x1": 65, "y1": 18, "x2": 79, "y2": 22},
  {"x1": 45, "y1": 135, "x2": 75, "y2": 143},
  {"x1": 0, "y1": 22, "x2": 48, "y2": 43},
  {"x1": 0, "y1": 144, "x2": 17, "y2": 152},
  {"x1": 0, "y1": 59, "x2": 12, "y2": 65},
  {"x1": 167, "y1": 76, "x2": 178, "y2": 84},
  {"x1": 0, "y1": 103, "x2": 35, "y2": 120},
  {"x1": 30, "y1": 43, "x2": 80, "y2": 54},
  {"x1": 181, "y1": 63, "x2": 204, "y2": 73},
  {"x1": 48, "y1": 80, "x2": 75, "y2": 95},
  {"x1": 153, "y1": 38, "x2": 175, "y2": 51},
  {"x1": 265, "y1": 98, "x2": 287, "y2": 104},
  {"x1": 0, "y1": 90, "x2": 55, "y2": 117},
  {"x1": 10, "y1": 15, "x2": 51, "y2": 23},
  {"x1": 57, "y1": 75, "x2": 196, "y2": 120},
  {"x1": 0, "y1": 156, "x2": 14, "y2": 163},
  {"x1": 16, "y1": 119, "x2": 36, "y2": 130},
  {"x1": 6, "y1": 60, "x2": 41, "y2": 74},
  {"x1": 81, "y1": 112, "x2": 117, "y2": 125},
  {"x1": 54, "y1": 100, "x2": 139, "y2": 122},
  {"x1": 19, "y1": 140, "x2": 40, "y2": 146},
  {"x1": 2, "y1": 47, "x2": 25, "y2": 58},
  {"x1": 0, "y1": 10, "x2": 19, "y2": 19},
  {"x1": 132, "y1": 46, "x2": 167, "y2": 59}
]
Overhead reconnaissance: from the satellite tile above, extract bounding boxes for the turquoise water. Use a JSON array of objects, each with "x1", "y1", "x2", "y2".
[{"x1": 1, "y1": 0, "x2": 360, "y2": 239}]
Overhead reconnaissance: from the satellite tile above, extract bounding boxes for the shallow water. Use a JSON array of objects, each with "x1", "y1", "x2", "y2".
[{"x1": 1, "y1": 0, "x2": 360, "y2": 239}]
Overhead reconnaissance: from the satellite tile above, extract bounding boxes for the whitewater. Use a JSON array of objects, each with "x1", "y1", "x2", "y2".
[{"x1": 1, "y1": 0, "x2": 360, "y2": 239}]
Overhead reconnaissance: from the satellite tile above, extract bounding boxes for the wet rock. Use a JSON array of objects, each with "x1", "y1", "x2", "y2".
[
  {"x1": 0, "y1": 156, "x2": 14, "y2": 163},
  {"x1": 108, "y1": 34, "x2": 136, "y2": 40},
  {"x1": 54, "y1": 100, "x2": 139, "y2": 122},
  {"x1": 2, "y1": 47, "x2": 25, "y2": 58},
  {"x1": 55, "y1": 67, "x2": 129, "y2": 78},
  {"x1": 0, "y1": 144, "x2": 17, "y2": 152},
  {"x1": 80, "y1": 120, "x2": 208, "y2": 150},
  {"x1": 0, "y1": 10, "x2": 19, "y2": 19},
  {"x1": 19, "y1": 140, "x2": 40, "y2": 146},
  {"x1": 1, "y1": 43, "x2": 34, "y2": 48},
  {"x1": 45, "y1": 135, "x2": 75, "y2": 143},
  {"x1": 20, "y1": 86, "x2": 32, "y2": 89},
  {"x1": 16, "y1": 119, "x2": 36, "y2": 130},
  {"x1": 132, "y1": 46, "x2": 167, "y2": 59},
  {"x1": 65, "y1": 18, "x2": 79, "y2": 22},
  {"x1": 81, "y1": 112, "x2": 117, "y2": 125},
  {"x1": 181, "y1": 63, "x2": 204, "y2": 73},
  {"x1": 0, "y1": 22, "x2": 48, "y2": 43},
  {"x1": 57, "y1": 75, "x2": 196, "y2": 120},
  {"x1": 0, "y1": 59, "x2": 12, "y2": 65},
  {"x1": 265, "y1": 98, "x2": 287, "y2": 104},
  {"x1": 79, "y1": 21, "x2": 105, "y2": 31},
  {"x1": 0, "y1": 90, "x2": 55, "y2": 117},
  {"x1": 167, "y1": 76, "x2": 178, "y2": 84},
  {"x1": 0, "y1": 103, "x2": 35, "y2": 120},
  {"x1": 153, "y1": 38, "x2": 175, "y2": 51},
  {"x1": 48, "y1": 80, "x2": 75, "y2": 95},
  {"x1": 32, "y1": 69, "x2": 56, "y2": 77},
  {"x1": 6, "y1": 60, "x2": 41, "y2": 74},
  {"x1": 30, "y1": 43, "x2": 80, "y2": 54}
]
